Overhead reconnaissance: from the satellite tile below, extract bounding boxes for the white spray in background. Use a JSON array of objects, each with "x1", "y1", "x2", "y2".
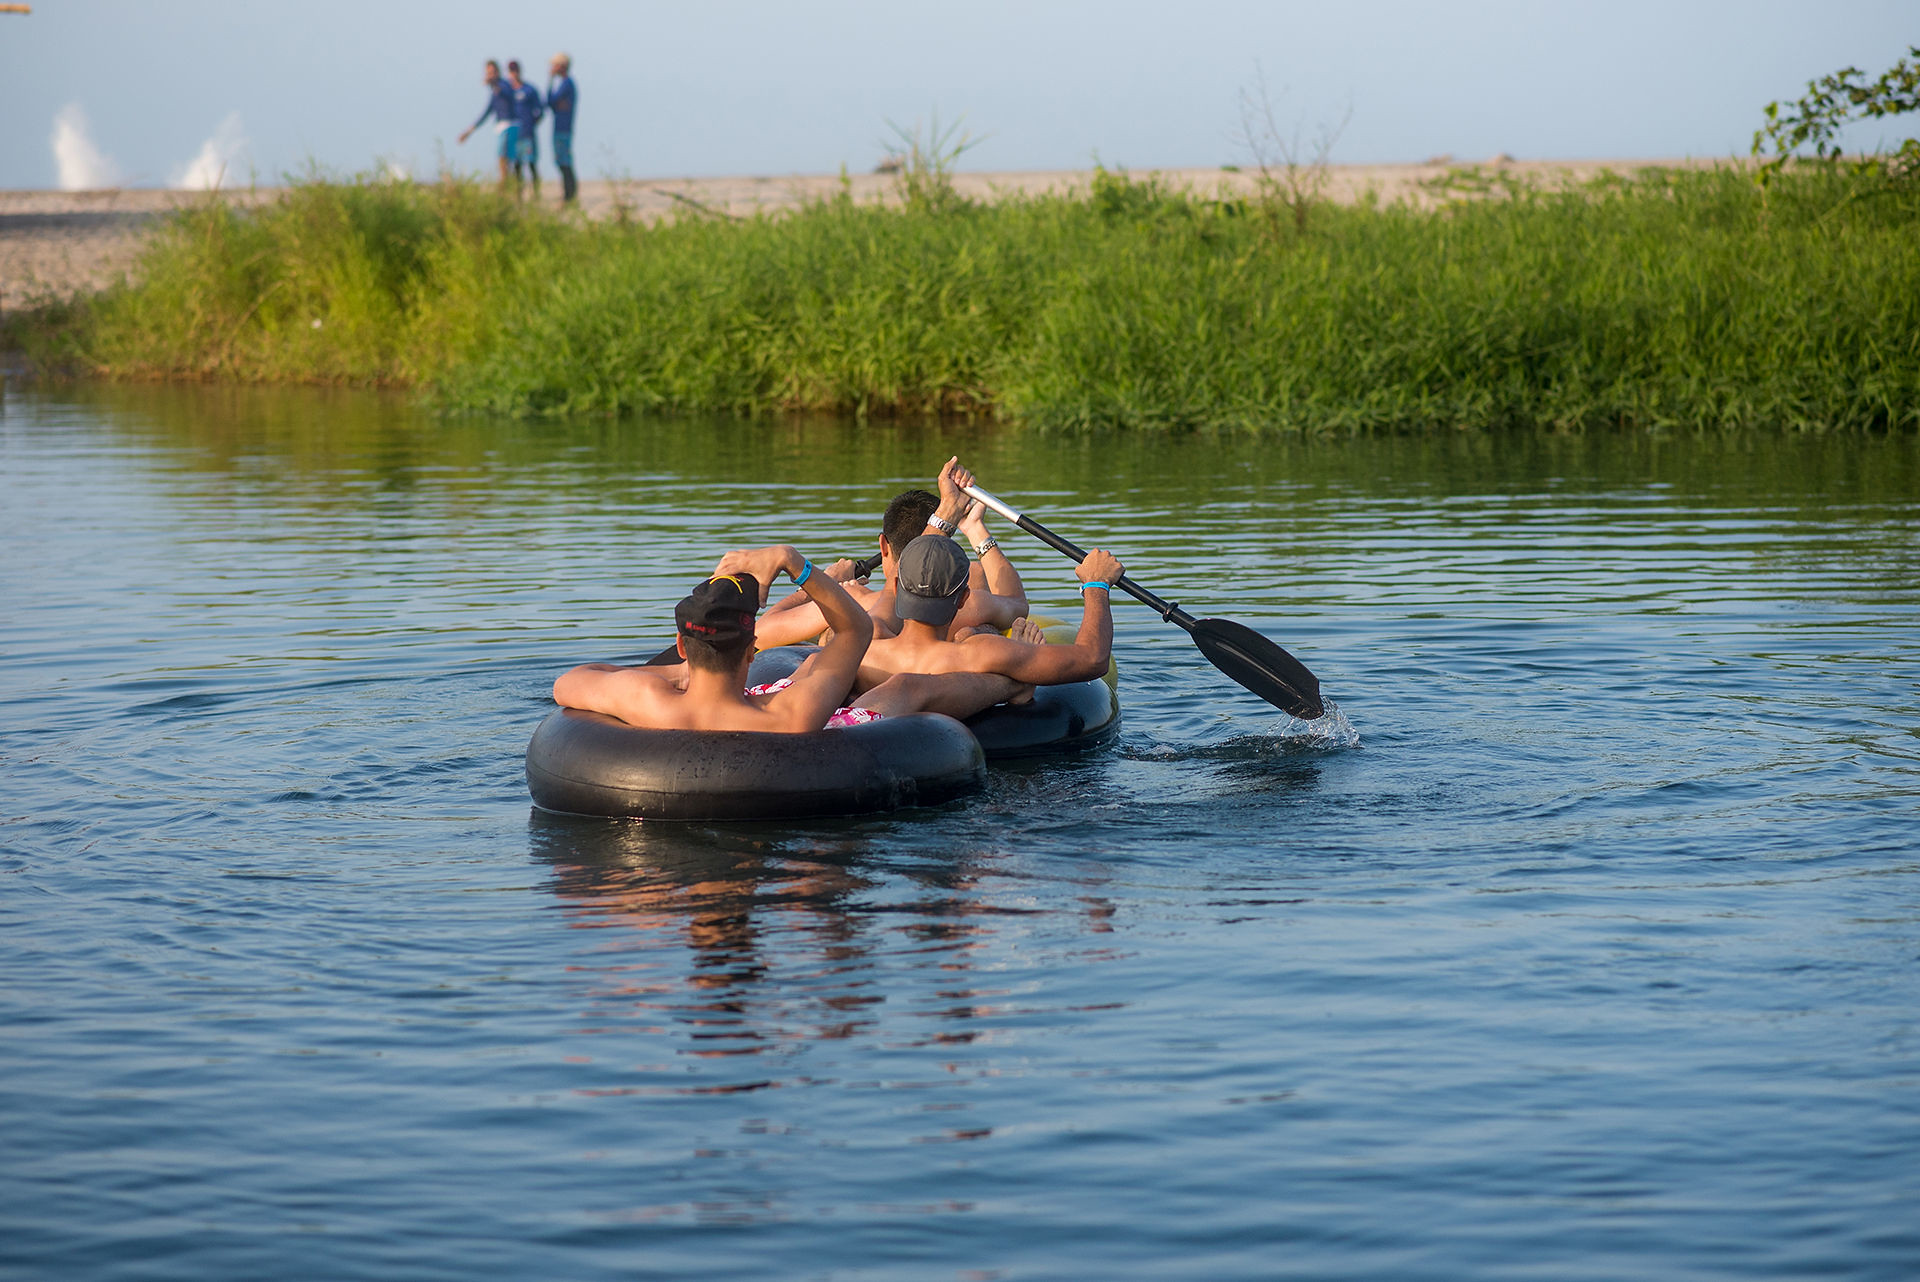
[
  {"x1": 49, "y1": 106, "x2": 251, "y2": 190},
  {"x1": 51, "y1": 103, "x2": 123, "y2": 190},
  {"x1": 174, "y1": 113, "x2": 249, "y2": 189}
]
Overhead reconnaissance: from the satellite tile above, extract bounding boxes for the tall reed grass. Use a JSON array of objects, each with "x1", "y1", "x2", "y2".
[{"x1": 17, "y1": 164, "x2": 1919, "y2": 430}]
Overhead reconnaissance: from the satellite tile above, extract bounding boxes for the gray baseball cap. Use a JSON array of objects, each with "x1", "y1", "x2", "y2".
[{"x1": 894, "y1": 534, "x2": 969, "y2": 625}]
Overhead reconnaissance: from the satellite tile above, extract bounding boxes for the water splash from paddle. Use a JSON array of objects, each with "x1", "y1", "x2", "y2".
[
  {"x1": 1279, "y1": 696, "x2": 1360, "y2": 750},
  {"x1": 1122, "y1": 696, "x2": 1359, "y2": 763}
]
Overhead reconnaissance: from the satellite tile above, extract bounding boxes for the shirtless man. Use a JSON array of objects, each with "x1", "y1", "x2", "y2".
[
  {"x1": 755, "y1": 457, "x2": 1028, "y2": 648},
  {"x1": 852, "y1": 534, "x2": 1126, "y2": 694},
  {"x1": 553, "y1": 544, "x2": 1023, "y2": 732}
]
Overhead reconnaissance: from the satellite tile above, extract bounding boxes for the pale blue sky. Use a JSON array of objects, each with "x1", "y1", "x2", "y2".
[{"x1": 3, "y1": 1, "x2": 1914, "y2": 188}]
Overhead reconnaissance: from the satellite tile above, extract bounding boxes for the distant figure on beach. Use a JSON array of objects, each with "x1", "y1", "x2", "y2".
[
  {"x1": 547, "y1": 53, "x2": 579, "y2": 204},
  {"x1": 456, "y1": 60, "x2": 518, "y2": 192},
  {"x1": 506, "y1": 60, "x2": 545, "y2": 198}
]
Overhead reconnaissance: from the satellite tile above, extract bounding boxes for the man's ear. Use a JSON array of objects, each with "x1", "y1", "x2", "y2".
[{"x1": 675, "y1": 636, "x2": 687, "y2": 660}]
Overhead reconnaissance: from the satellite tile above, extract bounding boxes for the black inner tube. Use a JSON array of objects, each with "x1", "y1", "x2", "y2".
[{"x1": 526, "y1": 706, "x2": 985, "y2": 821}]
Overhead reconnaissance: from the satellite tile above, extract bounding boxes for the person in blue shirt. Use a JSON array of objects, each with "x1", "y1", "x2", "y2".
[
  {"x1": 457, "y1": 60, "x2": 518, "y2": 192},
  {"x1": 546, "y1": 53, "x2": 579, "y2": 204},
  {"x1": 505, "y1": 60, "x2": 544, "y2": 199}
]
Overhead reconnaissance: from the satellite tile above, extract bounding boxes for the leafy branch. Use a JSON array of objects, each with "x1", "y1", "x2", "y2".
[{"x1": 1753, "y1": 46, "x2": 1920, "y2": 186}]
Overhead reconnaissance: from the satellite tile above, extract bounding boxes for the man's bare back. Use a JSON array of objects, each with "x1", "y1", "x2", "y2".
[{"x1": 853, "y1": 536, "x2": 1125, "y2": 694}]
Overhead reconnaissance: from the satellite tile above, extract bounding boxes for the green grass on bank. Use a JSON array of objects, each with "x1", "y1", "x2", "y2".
[{"x1": 14, "y1": 164, "x2": 1920, "y2": 430}]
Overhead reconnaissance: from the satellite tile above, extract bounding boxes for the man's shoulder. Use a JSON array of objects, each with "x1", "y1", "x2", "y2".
[
  {"x1": 896, "y1": 632, "x2": 1010, "y2": 674},
  {"x1": 951, "y1": 631, "x2": 1032, "y2": 673},
  {"x1": 954, "y1": 631, "x2": 1014, "y2": 653},
  {"x1": 609, "y1": 665, "x2": 680, "y2": 694}
]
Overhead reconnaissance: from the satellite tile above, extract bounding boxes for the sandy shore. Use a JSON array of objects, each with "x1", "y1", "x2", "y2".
[{"x1": 1, "y1": 159, "x2": 1716, "y2": 316}]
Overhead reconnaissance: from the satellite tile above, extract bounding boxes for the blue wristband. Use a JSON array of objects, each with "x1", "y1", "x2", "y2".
[
  {"x1": 792, "y1": 558, "x2": 813, "y2": 587},
  {"x1": 1079, "y1": 580, "x2": 1109, "y2": 594}
]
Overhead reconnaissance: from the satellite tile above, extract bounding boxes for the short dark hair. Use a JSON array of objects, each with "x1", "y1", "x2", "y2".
[
  {"x1": 882, "y1": 489, "x2": 939, "y2": 556},
  {"x1": 507, "y1": 59, "x2": 521, "y2": 73},
  {"x1": 682, "y1": 631, "x2": 753, "y2": 674}
]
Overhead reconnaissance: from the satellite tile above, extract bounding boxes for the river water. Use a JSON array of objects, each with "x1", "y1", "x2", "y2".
[{"x1": 3, "y1": 384, "x2": 1916, "y2": 1280}]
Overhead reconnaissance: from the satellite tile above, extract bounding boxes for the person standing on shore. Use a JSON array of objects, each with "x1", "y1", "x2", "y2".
[
  {"x1": 456, "y1": 60, "x2": 518, "y2": 193},
  {"x1": 547, "y1": 53, "x2": 579, "y2": 204},
  {"x1": 506, "y1": 60, "x2": 544, "y2": 199}
]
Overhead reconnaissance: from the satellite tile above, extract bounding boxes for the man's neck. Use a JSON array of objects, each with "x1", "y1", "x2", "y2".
[
  {"x1": 897, "y1": 618, "x2": 951, "y2": 645},
  {"x1": 685, "y1": 665, "x2": 751, "y2": 704}
]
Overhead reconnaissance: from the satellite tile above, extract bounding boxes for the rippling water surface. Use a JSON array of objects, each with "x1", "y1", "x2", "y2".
[{"x1": 3, "y1": 384, "x2": 1917, "y2": 1280}]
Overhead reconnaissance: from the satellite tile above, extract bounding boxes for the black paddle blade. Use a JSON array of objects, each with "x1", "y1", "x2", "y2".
[{"x1": 1190, "y1": 618, "x2": 1324, "y2": 720}]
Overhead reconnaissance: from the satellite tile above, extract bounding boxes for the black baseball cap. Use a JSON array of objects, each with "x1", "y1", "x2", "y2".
[
  {"x1": 675, "y1": 573, "x2": 759, "y2": 646},
  {"x1": 894, "y1": 535, "x2": 969, "y2": 625}
]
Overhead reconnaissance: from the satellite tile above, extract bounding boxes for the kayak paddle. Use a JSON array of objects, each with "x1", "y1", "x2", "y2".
[{"x1": 963, "y1": 483, "x2": 1325, "y2": 720}]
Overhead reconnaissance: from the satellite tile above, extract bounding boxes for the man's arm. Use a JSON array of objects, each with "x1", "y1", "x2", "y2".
[
  {"x1": 752, "y1": 597, "x2": 830, "y2": 648},
  {"x1": 764, "y1": 559, "x2": 871, "y2": 616},
  {"x1": 713, "y1": 545, "x2": 874, "y2": 731},
  {"x1": 552, "y1": 662, "x2": 677, "y2": 724},
  {"x1": 757, "y1": 560, "x2": 883, "y2": 646},
  {"x1": 464, "y1": 97, "x2": 496, "y2": 137},
  {"x1": 929, "y1": 459, "x2": 1027, "y2": 629},
  {"x1": 957, "y1": 549, "x2": 1122, "y2": 685},
  {"x1": 956, "y1": 498, "x2": 1028, "y2": 628}
]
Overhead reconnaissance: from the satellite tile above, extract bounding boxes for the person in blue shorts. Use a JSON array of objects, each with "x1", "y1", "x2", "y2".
[
  {"x1": 506, "y1": 60, "x2": 544, "y2": 199},
  {"x1": 457, "y1": 60, "x2": 518, "y2": 192},
  {"x1": 547, "y1": 53, "x2": 579, "y2": 204}
]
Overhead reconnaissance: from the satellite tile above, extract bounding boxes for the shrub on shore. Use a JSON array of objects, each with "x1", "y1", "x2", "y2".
[{"x1": 14, "y1": 163, "x2": 1920, "y2": 431}]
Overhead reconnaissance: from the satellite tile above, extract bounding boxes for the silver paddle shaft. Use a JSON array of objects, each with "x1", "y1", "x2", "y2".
[{"x1": 963, "y1": 484, "x2": 1193, "y2": 627}]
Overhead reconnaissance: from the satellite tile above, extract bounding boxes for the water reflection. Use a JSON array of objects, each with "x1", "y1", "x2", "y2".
[
  {"x1": 526, "y1": 813, "x2": 1042, "y2": 1063},
  {"x1": 33, "y1": 381, "x2": 1920, "y2": 520}
]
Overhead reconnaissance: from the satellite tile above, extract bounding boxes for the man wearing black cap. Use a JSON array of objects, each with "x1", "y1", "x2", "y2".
[
  {"x1": 852, "y1": 534, "x2": 1126, "y2": 693},
  {"x1": 552, "y1": 544, "x2": 1026, "y2": 731},
  {"x1": 755, "y1": 457, "x2": 1030, "y2": 648}
]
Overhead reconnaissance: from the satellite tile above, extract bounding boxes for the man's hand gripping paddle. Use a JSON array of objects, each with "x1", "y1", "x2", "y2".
[{"x1": 963, "y1": 484, "x2": 1325, "y2": 720}]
